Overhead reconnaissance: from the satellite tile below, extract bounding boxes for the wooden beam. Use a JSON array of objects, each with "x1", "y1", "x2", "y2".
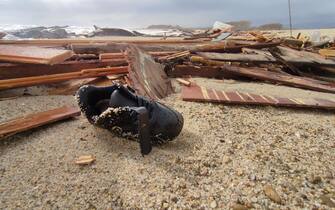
[
  {"x1": 0, "y1": 106, "x2": 80, "y2": 139},
  {"x1": 0, "y1": 66, "x2": 128, "y2": 90},
  {"x1": 197, "y1": 52, "x2": 277, "y2": 63},
  {"x1": 276, "y1": 46, "x2": 335, "y2": 67},
  {"x1": 193, "y1": 41, "x2": 281, "y2": 53},
  {"x1": 158, "y1": 51, "x2": 190, "y2": 62},
  {"x1": 168, "y1": 65, "x2": 239, "y2": 79},
  {"x1": 0, "y1": 59, "x2": 128, "y2": 80},
  {"x1": 0, "y1": 45, "x2": 73, "y2": 64}
]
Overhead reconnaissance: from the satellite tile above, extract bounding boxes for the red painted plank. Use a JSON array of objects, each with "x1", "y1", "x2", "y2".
[
  {"x1": 181, "y1": 86, "x2": 335, "y2": 110},
  {"x1": 0, "y1": 106, "x2": 80, "y2": 139}
]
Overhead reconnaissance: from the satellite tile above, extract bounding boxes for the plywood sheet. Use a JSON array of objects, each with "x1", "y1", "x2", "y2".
[{"x1": 0, "y1": 45, "x2": 73, "y2": 64}]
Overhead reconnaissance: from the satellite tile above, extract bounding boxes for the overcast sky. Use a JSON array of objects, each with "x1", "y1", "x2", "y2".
[{"x1": 0, "y1": 0, "x2": 334, "y2": 28}]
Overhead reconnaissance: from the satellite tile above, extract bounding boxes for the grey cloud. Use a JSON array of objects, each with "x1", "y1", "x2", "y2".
[{"x1": 0, "y1": 0, "x2": 334, "y2": 28}]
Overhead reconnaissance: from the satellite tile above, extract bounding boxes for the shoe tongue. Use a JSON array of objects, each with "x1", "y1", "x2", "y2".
[{"x1": 109, "y1": 89, "x2": 137, "y2": 108}]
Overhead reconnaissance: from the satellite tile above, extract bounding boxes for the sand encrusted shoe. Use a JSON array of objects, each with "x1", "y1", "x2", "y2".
[{"x1": 76, "y1": 84, "x2": 184, "y2": 155}]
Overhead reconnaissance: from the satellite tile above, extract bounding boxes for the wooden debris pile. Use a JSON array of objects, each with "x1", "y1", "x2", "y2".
[{"x1": 0, "y1": 29, "x2": 335, "y2": 139}]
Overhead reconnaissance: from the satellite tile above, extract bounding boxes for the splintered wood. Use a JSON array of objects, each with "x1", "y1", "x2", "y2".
[
  {"x1": 75, "y1": 155, "x2": 96, "y2": 165},
  {"x1": 181, "y1": 85, "x2": 335, "y2": 110},
  {"x1": 0, "y1": 45, "x2": 73, "y2": 65},
  {"x1": 0, "y1": 106, "x2": 81, "y2": 139},
  {"x1": 176, "y1": 78, "x2": 191, "y2": 86},
  {"x1": 127, "y1": 46, "x2": 173, "y2": 99}
]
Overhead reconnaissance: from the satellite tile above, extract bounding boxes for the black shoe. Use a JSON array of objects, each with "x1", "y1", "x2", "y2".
[{"x1": 76, "y1": 84, "x2": 184, "y2": 155}]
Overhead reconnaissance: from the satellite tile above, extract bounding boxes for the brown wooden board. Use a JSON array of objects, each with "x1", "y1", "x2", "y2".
[
  {"x1": 0, "y1": 59, "x2": 127, "y2": 80},
  {"x1": 0, "y1": 106, "x2": 80, "y2": 139},
  {"x1": 181, "y1": 85, "x2": 335, "y2": 110},
  {"x1": 276, "y1": 46, "x2": 335, "y2": 67},
  {"x1": 198, "y1": 46, "x2": 335, "y2": 67},
  {"x1": 168, "y1": 65, "x2": 239, "y2": 79},
  {"x1": 0, "y1": 66, "x2": 128, "y2": 90},
  {"x1": 193, "y1": 41, "x2": 281, "y2": 53},
  {"x1": 127, "y1": 46, "x2": 173, "y2": 99},
  {"x1": 0, "y1": 45, "x2": 73, "y2": 64},
  {"x1": 99, "y1": 51, "x2": 178, "y2": 60},
  {"x1": 197, "y1": 52, "x2": 277, "y2": 63},
  {"x1": 222, "y1": 65, "x2": 335, "y2": 93}
]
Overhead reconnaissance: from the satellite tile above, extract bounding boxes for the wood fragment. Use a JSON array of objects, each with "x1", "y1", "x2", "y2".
[
  {"x1": 276, "y1": 46, "x2": 335, "y2": 67},
  {"x1": 0, "y1": 45, "x2": 73, "y2": 64},
  {"x1": 231, "y1": 203, "x2": 250, "y2": 210},
  {"x1": 158, "y1": 51, "x2": 190, "y2": 62},
  {"x1": 99, "y1": 51, "x2": 178, "y2": 60},
  {"x1": 263, "y1": 185, "x2": 282, "y2": 204},
  {"x1": 75, "y1": 155, "x2": 96, "y2": 165},
  {"x1": 0, "y1": 106, "x2": 80, "y2": 139},
  {"x1": 197, "y1": 52, "x2": 277, "y2": 63},
  {"x1": 127, "y1": 46, "x2": 173, "y2": 99},
  {"x1": 193, "y1": 41, "x2": 281, "y2": 53},
  {"x1": 168, "y1": 65, "x2": 238, "y2": 79},
  {"x1": 190, "y1": 56, "x2": 229, "y2": 66},
  {"x1": 176, "y1": 78, "x2": 191, "y2": 86}
]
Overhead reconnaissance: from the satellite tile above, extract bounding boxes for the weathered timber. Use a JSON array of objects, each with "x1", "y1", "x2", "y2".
[
  {"x1": 0, "y1": 106, "x2": 80, "y2": 139},
  {"x1": 0, "y1": 66, "x2": 128, "y2": 90},
  {"x1": 0, "y1": 45, "x2": 73, "y2": 64},
  {"x1": 0, "y1": 59, "x2": 127, "y2": 80}
]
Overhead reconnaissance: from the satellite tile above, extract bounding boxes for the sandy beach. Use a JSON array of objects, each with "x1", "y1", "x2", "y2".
[{"x1": 0, "y1": 79, "x2": 334, "y2": 209}]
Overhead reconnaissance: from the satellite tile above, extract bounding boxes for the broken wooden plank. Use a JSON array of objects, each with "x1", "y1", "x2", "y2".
[
  {"x1": 0, "y1": 45, "x2": 73, "y2": 65},
  {"x1": 222, "y1": 65, "x2": 335, "y2": 93},
  {"x1": 193, "y1": 41, "x2": 281, "y2": 53},
  {"x1": 75, "y1": 155, "x2": 96, "y2": 165},
  {"x1": 276, "y1": 46, "x2": 335, "y2": 67},
  {"x1": 197, "y1": 52, "x2": 277, "y2": 63},
  {"x1": 0, "y1": 59, "x2": 127, "y2": 80},
  {"x1": 168, "y1": 65, "x2": 238, "y2": 79},
  {"x1": 0, "y1": 66, "x2": 128, "y2": 90},
  {"x1": 181, "y1": 85, "x2": 335, "y2": 110},
  {"x1": 158, "y1": 51, "x2": 190, "y2": 62},
  {"x1": 0, "y1": 106, "x2": 80, "y2": 139},
  {"x1": 99, "y1": 51, "x2": 178, "y2": 60},
  {"x1": 198, "y1": 46, "x2": 335, "y2": 67},
  {"x1": 127, "y1": 46, "x2": 173, "y2": 99},
  {"x1": 176, "y1": 78, "x2": 191, "y2": 86}
]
